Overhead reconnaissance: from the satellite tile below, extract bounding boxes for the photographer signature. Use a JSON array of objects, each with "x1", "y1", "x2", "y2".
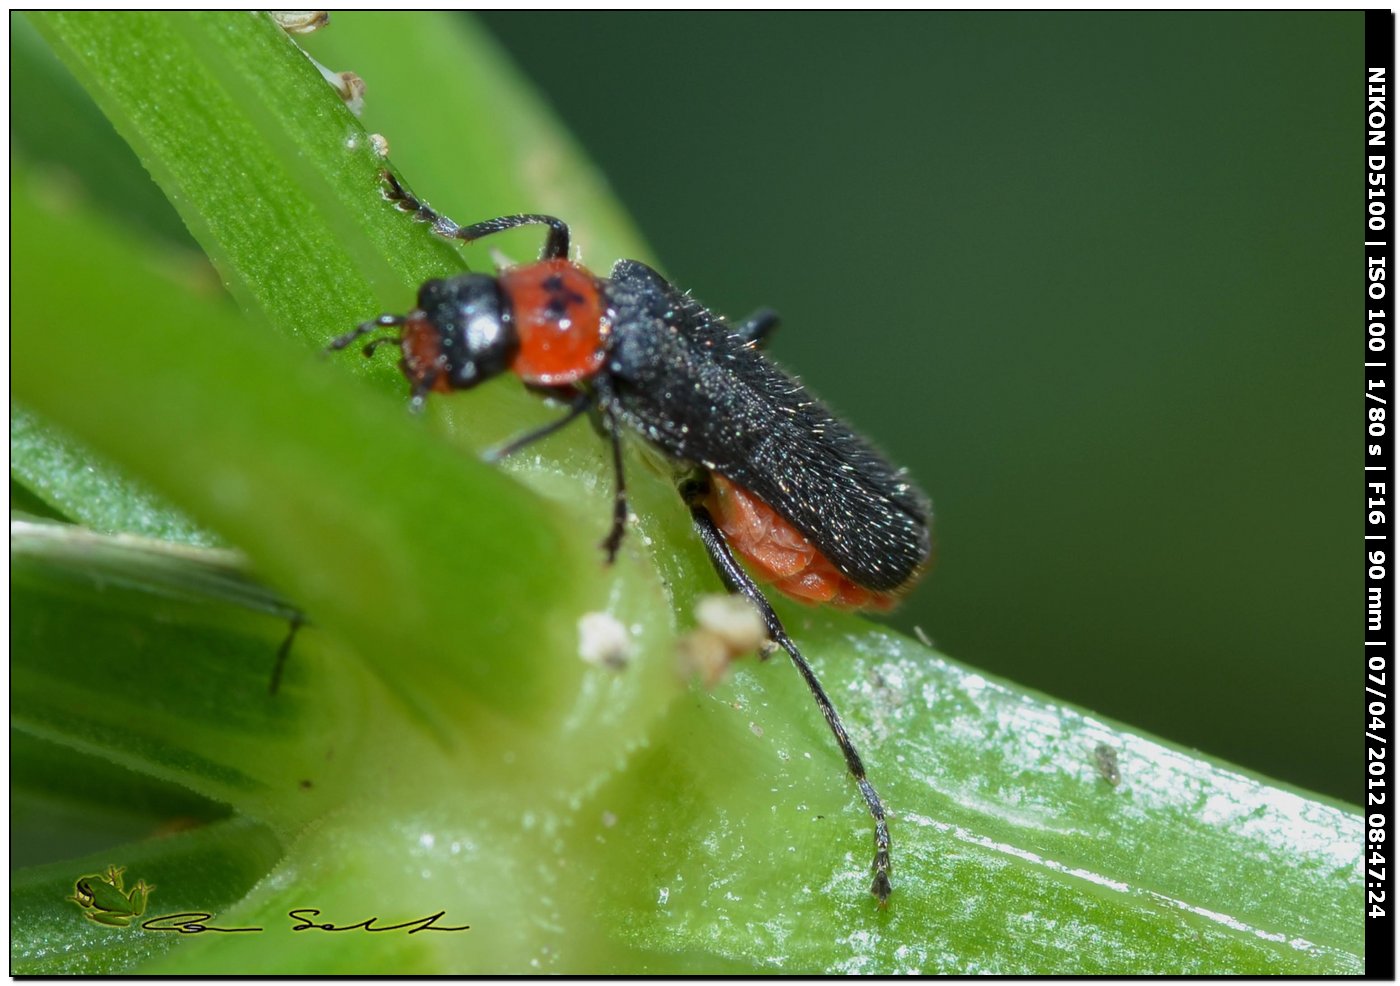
[{"x1": 140, "y1": 909, "x2": 469, "y2": 935}]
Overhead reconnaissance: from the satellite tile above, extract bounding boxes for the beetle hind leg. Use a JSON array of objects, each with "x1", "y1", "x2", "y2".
[{"x1": 682, "y1": 480, "x2": 893, "y2": 904}]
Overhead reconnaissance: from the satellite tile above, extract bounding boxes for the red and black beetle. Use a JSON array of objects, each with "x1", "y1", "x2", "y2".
[{"x1": 331, "y1": 172, "x2": 934, "y2": 903}]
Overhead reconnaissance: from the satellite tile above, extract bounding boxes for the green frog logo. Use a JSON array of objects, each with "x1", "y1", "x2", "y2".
[{"x1": 67, "y1": 865, "x2": 154, "y2": 927}]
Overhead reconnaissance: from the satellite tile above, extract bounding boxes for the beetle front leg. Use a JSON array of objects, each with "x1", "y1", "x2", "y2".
[
  {"x1": 380, "y1": 170, "x2": 572, "y2": 261},
  {"x1": 484, "y1": 387, "x2": 595, "y2": 463}
]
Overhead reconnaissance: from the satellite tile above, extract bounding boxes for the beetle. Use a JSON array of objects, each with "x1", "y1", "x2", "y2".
[{"x1": 330, "y1": 171, "x2": 934, "y2": 903}]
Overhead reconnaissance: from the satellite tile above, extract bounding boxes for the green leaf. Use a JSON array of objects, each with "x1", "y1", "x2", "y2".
[
  {"x1": 12, "y1": 729, "x2": 229, "y2": 871},
  {"x1": 12, "y1": 403, "x2": 217, "y2": 546},
  {"x1": 11, "y1": 11, "x2": 1362, "y2": 974}
]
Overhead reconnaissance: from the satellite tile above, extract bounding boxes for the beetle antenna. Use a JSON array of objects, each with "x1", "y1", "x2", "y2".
[
  {"x1": 327, "y1": 313, "x2": 405, "y2": 352},
  {"x1": 362, "y1": 335, "x2": 404, "y2": 359}
]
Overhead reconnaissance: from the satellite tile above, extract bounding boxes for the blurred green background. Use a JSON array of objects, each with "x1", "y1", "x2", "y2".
[{"x1": 472, "y1": 12, "x2": 1357, "y2": 803}]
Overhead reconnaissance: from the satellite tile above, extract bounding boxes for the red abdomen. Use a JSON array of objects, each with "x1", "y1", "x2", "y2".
[{"x1": 703, "y1": 474, "x2": 899, "y2": 612}]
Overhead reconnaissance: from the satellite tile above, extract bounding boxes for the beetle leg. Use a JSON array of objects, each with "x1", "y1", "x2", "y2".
[
  {"x1": 599, "y1": 408, "x2": 628, "y2": 564},
  {"x1": 381, "y1": 170, "x2": 571, "y2": 261},
  {"x1": 683, "y1": 483, "x2": 893, "y2": 904},
  {"x1": 485, "y1": 389, "x2": 595, "y2": 463},
  {"x1": 583, "y1": 376, "x2": 630, "y2": 565},
  {"x1": 486, "y1": 382, "x2": 627, "y2": 564},
  {"x1": 731, "y1": 307, "x2": 781, "y2": 347}
]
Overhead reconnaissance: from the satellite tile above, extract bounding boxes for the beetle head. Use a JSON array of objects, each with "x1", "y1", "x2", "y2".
[{"x1": 402, "y1": 274, "x2": 518, "y2": 390}]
